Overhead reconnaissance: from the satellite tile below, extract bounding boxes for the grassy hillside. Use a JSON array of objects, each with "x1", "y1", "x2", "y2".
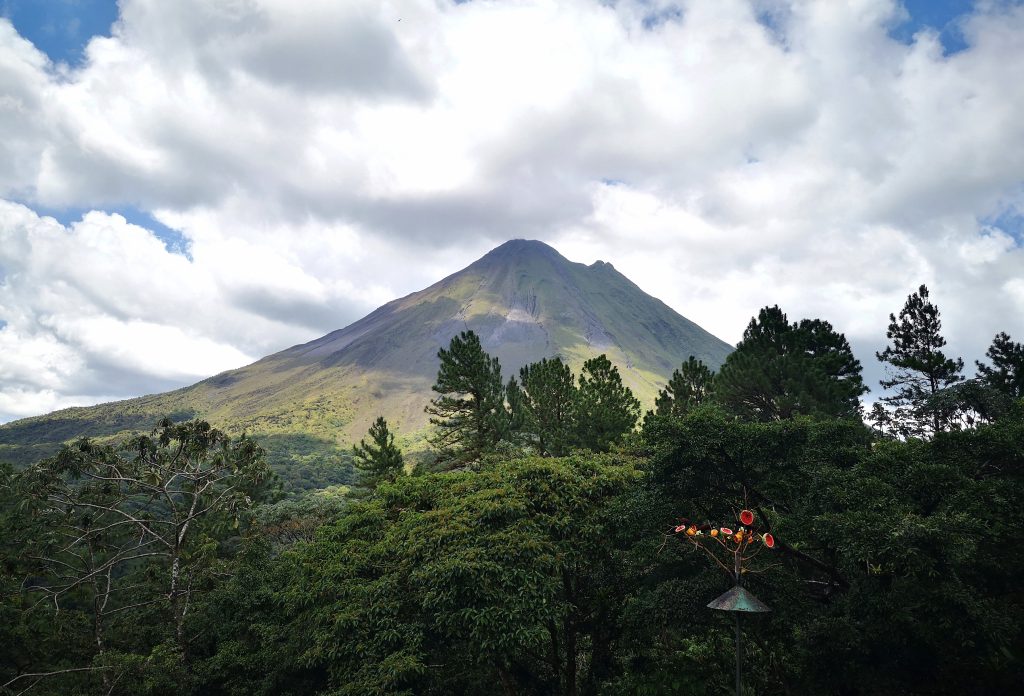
[{"x1": 0, "y1": 240, "x2": 732, "y2": 482}]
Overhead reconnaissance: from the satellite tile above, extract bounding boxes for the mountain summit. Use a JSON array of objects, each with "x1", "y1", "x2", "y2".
[{"x1": 0, "y1": 240, "x2": 732, "y2": 468}]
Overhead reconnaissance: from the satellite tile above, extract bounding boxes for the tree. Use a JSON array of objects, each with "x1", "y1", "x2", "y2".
[
  {"x1": 276, "y1": 454, "x2": 640, "y2": 696},
  {"x1": 425, "y1": 330, "x2": 509, "y2": 467},
  {"x1": 351, "y1": 416, "x2": 404, "y2": 486},
  {"x1": 517, "y1": 356, "x2": 578, "y2": 456},
  {"x1": 502, "y1": 376, "x2": 529, "y2": 451},
  {"x1": 876, "y1": 285, "x2": 964, "y2": 437},
  {"x1": 652, "y1": 356, "x2": 715, "y2": 418},
  {"x1": 714, "y1": 306, "x2": 866, "y2": 422},
  {"x1": 867, "y1": 401, "x2": 899, "y2": 440},
  {"x1": 574, "y1": 354, "x2": 640, "y2": 452},
  {"x1": 8, "y1": 420, "x2": 270, "y2": 693},
  {"x1": 976, "y1": 331, "x2": 1024, "y2": 399},
  {"x1": 640, "y1": 406, "x2": 1024, "y2": 695}
]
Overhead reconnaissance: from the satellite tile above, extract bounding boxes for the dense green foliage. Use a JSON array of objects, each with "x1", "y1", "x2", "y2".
[
  {"x1": 1, "y1": 421, "x2": 272, "y2": 695},
  {"x1": 352, "y1": 416, "x2": 404, "y2": 486},
  {"x1": 284, "y1": 454, "x2": 640, "y2": 695},
  {"x1": 425, "y1": 334, "x2": 643, "y2": 464},
  {"x1": 715, "y1": 306, "x2": 866, "y2": 421},
  {"x1": 636, "y1": 404, "x2": 1024, "y2": 695},
  {"x1": 3, "y1": 292, "x2": 1023, "y2": 695},
  {"x1": 516, "y1": 357, "x2": 577, "y2": 456},
  {"x1": 6, "y1": 405, "x2": 1021, "y2": 694},
  {"x1": 573, "y1": 355, "x2": 642, "y2": 453},
  {"x1": 426, "y1": 330, "x2": 510, "y2": 468},
  {"x1": 652, "y1": 355, "x2": 715, "y2": 418}
]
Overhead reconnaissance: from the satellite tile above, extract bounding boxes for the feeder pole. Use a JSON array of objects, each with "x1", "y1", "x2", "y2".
[
  {"x1": 735, "y1": 551, "x2": 742, "y2": 696},
  {"x1": 707, "y1": 552, "x2": 770, "y2": 695},
  {"x1": 735, "y1": 612, "x2": 742, "y2": 696}
]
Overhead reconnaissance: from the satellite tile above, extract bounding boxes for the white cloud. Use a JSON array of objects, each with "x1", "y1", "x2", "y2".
[{"x1": 0, "y1": 0, "x2": 1023, "y2": 422}]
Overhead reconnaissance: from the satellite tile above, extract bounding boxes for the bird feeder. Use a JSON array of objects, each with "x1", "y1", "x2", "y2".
[{"x1": 673, "y1": 508, "x2": 775, "y2": 696}]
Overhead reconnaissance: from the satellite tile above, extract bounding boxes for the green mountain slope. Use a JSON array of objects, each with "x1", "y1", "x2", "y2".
[{"x1": 0, "y1": 240, "x2": 732, "y2": 476}]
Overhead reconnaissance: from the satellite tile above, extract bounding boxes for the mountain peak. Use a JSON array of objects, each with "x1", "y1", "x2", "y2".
[
  {"x1": 492, "y1": 238, "x2": 557, "y2": 253},
  {"x1": 0, "y1": 239, "x2": 734, "y2": 470},
  {"x1": 475, "y1": 239, "x2": 563, "y2": 265}
]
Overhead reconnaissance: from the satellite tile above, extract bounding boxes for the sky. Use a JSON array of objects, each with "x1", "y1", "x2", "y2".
[{"x1": 0, "y1": 0, "x2": 1022, "y2": 423}]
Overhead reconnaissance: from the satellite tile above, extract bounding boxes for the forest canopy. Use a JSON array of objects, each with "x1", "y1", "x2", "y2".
[{"x1": 2, "y1": 288, "x2": 1022, "y2": 695}]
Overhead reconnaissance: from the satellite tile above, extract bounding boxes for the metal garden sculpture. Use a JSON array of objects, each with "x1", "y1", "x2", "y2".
[{"x1": 673, "y1": 508, "x2": 776, "y2": 696}]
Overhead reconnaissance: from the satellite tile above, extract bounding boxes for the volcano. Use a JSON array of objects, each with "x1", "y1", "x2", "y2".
[{"x1": 0, "y1": 240, "x2": 732, "y2": 470}]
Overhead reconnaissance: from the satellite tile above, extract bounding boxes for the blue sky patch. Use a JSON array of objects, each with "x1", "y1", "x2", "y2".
[
  {"x1": 3, "y1": 0, "x2": 1005, "y2": 65},
  {"x1": 982, "y1": 208, "x2": 1024, "y2": 246},
  {"x1": 642, "y1": 5, "x2": 683, "y2": 31},
  {"x1": 888, "y1": 0, "x2": 978, "y2": 56},
  {"x1": 0, "y1": 319, "x2": 6, "y2": 331},
  {"x1": 2, "y1": 0, "x2": 118, "y2": 66},
  {"x1": 33, "y1": 203, "x2": 193, "y2": 258},
  {"x1": 754, "y1": 5, "x2": 789, "y2": 47}
]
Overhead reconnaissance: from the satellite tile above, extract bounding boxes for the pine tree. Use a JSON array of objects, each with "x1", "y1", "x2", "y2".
[
  {"x1": 503, "y1": 376, "x2": 529, "y2": 449},
  {"x1": 976, "y1": 332, "x2": 1024, "y2": 399},
  {"x1": 867, "y1": 401, "x2": 898, "y2": 440},
  {"x1": 714, "y1": 306, "x2": 866, "y2": 422},
  {"x1": 517, "y1": 356, "x2": 578, "y2": 456},
  {"x1": 653, "y1": 356, "x2": 715, "y2": 418},
  {"x1": 876, "y1": 285, "x2": 964, "y2": 437},
  {"x1": 573, "y1": 354, "x2": 640, "y2": 452},
  {"x1": 425, "y1": 330, "x2": 508, "y2": 467},
  {"x1": 352, "y1": 416, "x2": 404, "y2": 486}
]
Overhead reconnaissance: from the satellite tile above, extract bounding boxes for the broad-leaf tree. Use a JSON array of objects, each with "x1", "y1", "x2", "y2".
[
  {"x1": 639, "y1": 405, "x2": 1024, "y2": 695},
  {"x1": 281, "y1": 454, "x2": 640, "y2": 696},
  {"x1": 8, "y1": 419, "x2": 270, "y2": 693}
]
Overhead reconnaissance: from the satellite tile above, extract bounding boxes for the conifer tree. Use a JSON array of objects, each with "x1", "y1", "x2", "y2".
[
  {"x1": 653, "y1": 356, "x2": 715, "y2": 418},
  {"x1": 517, "y1": 356, "x2": 577, "y2": 456},
  {"x1": 976, "y1": 332, "x2": 1024, "y2": 399},
  {"x1": 502, "y1": 376, "x2": 530, "y2": 449},
  {"x1": 426, "y1": 330, "x2": 508, "y2": 467},
  {"x1": 715, "y1": 306, "x2": 866, "y2": 422},
  {"x1": 876, "y1": 285, "x2": 964, "y2": 437},
  {"x1": 573, "y1": 354, "x2": 640, "y2": 452},
  {"x1": 352, "y1": 416, "x2": 404, "y2": 485}
]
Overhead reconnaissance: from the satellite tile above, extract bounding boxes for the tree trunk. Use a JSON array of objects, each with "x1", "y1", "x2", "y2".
[
  {"x1": 88, "y1": 545, "x2": 111, "y2": 691},
  {"x1": 170, "y1": 554, "x2": 187, "y2": 654},
  {"x1": 563, "y1": 616, "x2": 577, "y2": 696},
  {"x1": 548, "y1": 620, "x2": 562, "y2": 686},
  {"x1": 582, "y1": 608, "x2": 613, "y2": 696},
  {"x1": 496, "y1": 664, "x2": 517, "y2": 696},
  {"x1": 562, "y1": 570, "x2": 577, "y2": 696}
]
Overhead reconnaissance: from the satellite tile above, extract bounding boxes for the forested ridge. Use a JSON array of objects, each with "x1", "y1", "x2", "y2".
[{"x1": 2, "y1": 286, "x2": 1022, "y2": 695}]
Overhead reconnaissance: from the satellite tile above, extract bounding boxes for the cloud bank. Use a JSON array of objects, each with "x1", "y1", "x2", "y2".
[{"x1": 0, "y1": 0, "x2": 1022, "y2": 421}]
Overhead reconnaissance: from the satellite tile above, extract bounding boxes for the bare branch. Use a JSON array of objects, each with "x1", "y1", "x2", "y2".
[{"x1": 2, "y1": 666, "x2": 113, "y2": 692}]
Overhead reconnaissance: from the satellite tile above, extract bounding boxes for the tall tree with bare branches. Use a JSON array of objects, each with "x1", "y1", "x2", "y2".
[{"x1": 8, "y1": 419, "x2": 270, "y2": 693}]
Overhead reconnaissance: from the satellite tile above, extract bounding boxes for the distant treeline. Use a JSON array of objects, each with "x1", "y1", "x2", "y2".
[{"x1": 1, "y1": 285, "x2": 1022, "y2": 695}]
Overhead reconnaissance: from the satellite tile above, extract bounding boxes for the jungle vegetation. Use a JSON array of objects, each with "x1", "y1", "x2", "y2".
[{"x1": 2, "y1": 286, "x2": 1022, "y2": 695}]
